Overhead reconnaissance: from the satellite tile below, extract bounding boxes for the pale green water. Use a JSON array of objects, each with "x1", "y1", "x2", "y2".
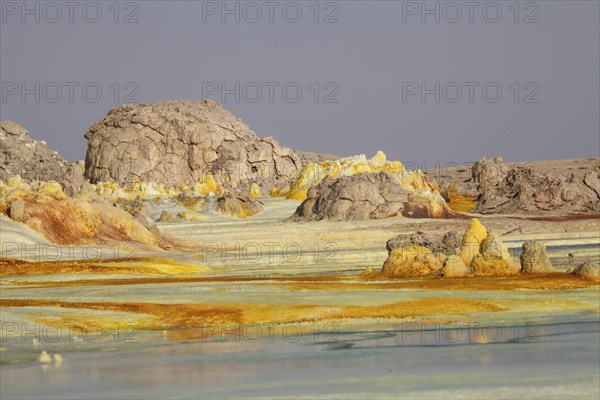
[{"x1": 1, "y1": 322, "x2": 599, "y2": 399}]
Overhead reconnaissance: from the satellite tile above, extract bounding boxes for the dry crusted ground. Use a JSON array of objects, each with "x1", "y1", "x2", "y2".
[
  {"x1": 1, "y1": 257, "x2": 598, "y2": 335},
  {"x1": 1, "y1": 179, "x2": 599, "y2": 337}
]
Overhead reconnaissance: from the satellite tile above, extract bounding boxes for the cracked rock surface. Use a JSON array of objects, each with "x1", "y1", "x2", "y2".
[
  {"x1": 84, "y1": 100, "x2": 302, "y2": 189},
  {"x1": 1, "y1": 121, "x2": 84, "y2": 195},
  {"x1": 289, "y1": 171, "x2": 457, "y2": 222},
  {"x1": 289, "y1": 172, "x2": 409, "y2": 221},
  {"x1": 474, "y1": 157, "x2": 600, "y2": 214},
  {"x1": 386, "y1": 230, "x2": 460, "y2": 256}
]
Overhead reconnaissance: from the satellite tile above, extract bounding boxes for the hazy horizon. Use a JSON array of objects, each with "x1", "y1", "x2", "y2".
[{"x1": 1, "y1": 1, "x2": 599, "y2": 165}]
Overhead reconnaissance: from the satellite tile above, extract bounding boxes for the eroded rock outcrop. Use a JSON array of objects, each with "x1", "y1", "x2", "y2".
[
  {"x1": 403, "y1": 189, "x2": 456, "y2": 218},
  {"x1": 520, "y1": 241, "x2": 554, "y2": 274},
  {"x1": 383, "y1": 218, "x2": 521, "y2": 277},
  {"x1": 73, "y1": 174, "x2": 263, "y2": 219},
  {"x1": 459, "y1": 218, "x2": 488, "y2": 266},
  {"x1": 0, "y1": 177, "x2": 174, "y2": 249},
  {"x1": 386, "y1": 231, "x2": 459, "y2": 257},
  {"x1": 470, "y1": 233, "x2": 519, "y2": 276},
  {"x1": 84, "y1": 175, "x2": 223, "y2": 205},
  {"x1": 274, "y1": 151, "x2": 430, "y2": 201},
  {"x1": 289, "y1": 170, "x2": 456, "y2": 222},
  {"x1": 296, "y1": 150, "x2": 339, "y2": 166},
  {"x1": 84, "y1": 100, "x2": 302, "y2": 189},
  {"x1": 289, "y1": 172, "x2": 407, "y2": 221},
  {"x1": 216, "y1": 192, "x2": 264, "y2": 218},
  {"x1": 471, "y1": 156, "x2": 508, "y2": 185},
  {"x1": 382, "y1": 245, "x2": 443, "y2": 277},
  {"x1": 474, "y1": 157, "x2": 600, "y2": 214},
  {"x1": 572, "y1": 262, "x2": 600, "y2": 280},
  {"x1": 440, "y1": 255, "x2": 469, "y2": 277},
  {"x1": 1, "y1": 121, "x2": 84, "y2": 195}
]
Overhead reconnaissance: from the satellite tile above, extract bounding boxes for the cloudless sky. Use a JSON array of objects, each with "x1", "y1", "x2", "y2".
[{"x1": 1, "y1": 0, "x2": 599, "y2": 166}]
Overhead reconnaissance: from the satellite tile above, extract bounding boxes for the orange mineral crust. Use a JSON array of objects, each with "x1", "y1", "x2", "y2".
[
  {"x1": 6, "y1": 268, "x2": 598, "y2": 291},
  {"x1": 0, "y1": 297, "x2": 507, "y2": 331},
  {"x1": 0, "y1": 257, "x2": 206, "y2": 277}
]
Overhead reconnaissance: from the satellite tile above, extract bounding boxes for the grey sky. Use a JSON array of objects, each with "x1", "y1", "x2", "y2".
[{"x1": 1, "y1": 0, "x2": 599, "y2": 166}]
